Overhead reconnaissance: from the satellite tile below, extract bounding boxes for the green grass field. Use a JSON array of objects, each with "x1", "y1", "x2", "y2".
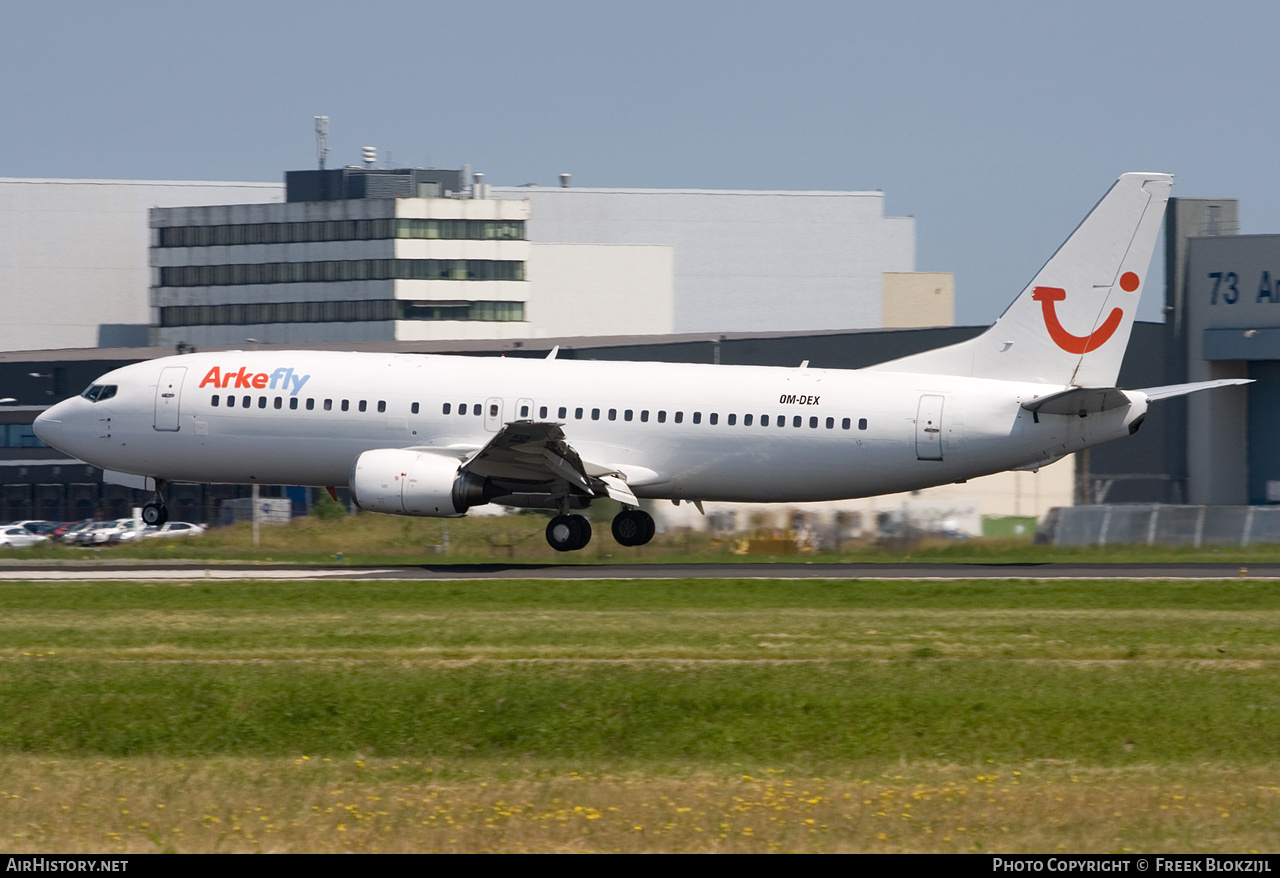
[{"x1": 3, "y1": 575, "x2": 1280, "y2": 851}]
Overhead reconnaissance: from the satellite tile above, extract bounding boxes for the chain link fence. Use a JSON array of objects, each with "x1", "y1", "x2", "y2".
[{"x1": 1040, "y1": 505, "x2": 1280, "y2": 547}]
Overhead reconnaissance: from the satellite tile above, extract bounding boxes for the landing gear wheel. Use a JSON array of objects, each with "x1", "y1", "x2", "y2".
[
  {"x1": 141, "y1": 502, "x2": 168, "y2": 527},
  {"x1": 546, "y1": 514, "x2": 592, "y2": 552},
  {"x1": 612, "y1": 509, "x2": 655, "y2": 546}
]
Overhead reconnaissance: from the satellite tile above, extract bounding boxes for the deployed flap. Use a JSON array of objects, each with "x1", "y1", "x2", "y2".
[
  {"x1": 460, "y1": 421, "x2": 582, "y2": 482},
  {"x1": 598, "y1": 474, "x2": 639, "y2": 506},
  {"x1": 458, "y1": 421, "x2": 641, "y2": 504}
]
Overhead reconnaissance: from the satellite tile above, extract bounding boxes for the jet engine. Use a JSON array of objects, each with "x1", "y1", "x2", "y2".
[{"x1": 349, "y1": 449, "x2": 490, "y2": 517}]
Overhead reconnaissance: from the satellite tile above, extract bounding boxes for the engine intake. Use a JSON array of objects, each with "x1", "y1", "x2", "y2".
[{"x1": 349, "y1": 448, "x2": 490, "y2": 517}]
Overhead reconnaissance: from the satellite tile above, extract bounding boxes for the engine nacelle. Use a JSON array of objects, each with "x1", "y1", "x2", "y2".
[{"x1": 349, "y1": 448, "x2": 489, "y2": 517}]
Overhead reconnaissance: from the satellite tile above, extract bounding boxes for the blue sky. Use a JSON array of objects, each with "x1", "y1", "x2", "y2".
[{"x1": 5, "y1": 0, "x2": 1277, "y2": 324}]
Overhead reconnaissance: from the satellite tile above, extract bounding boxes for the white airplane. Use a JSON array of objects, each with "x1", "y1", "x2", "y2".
[{"x1": 33, "y1": 172, "x2": 1247, "y2": 551}]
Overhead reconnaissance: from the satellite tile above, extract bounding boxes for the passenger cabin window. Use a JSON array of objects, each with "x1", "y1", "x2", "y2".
[
  {"x1": 809, "y1": 416, "x2": 817, "y2": 428},
  {"x1": 258, "y1": 397, "x2": 267, "y2": 409},
  {"x1": 242, "y1": 396, "x2": 250, "y2": 408},
  {"x1": 520, "y1": 404, "x2": 530, "y2": 417},
  {"x1": 794, "y1": 416, "x2": 802, "y2": 428},
  {"x1": 657, "y1": 411, "x2": 666, "y2": 423},
  {"x1": 341, "y1": 400, "x2": 350, "y2": 412},
  {"x1": 539, "y1": 406, "x2": 548, "y2": 419},
  {"x1": 377, "y1": 401, "x2": 386, "y2": 413},
  {"x1": 324, "y1": 399, "x2": 333, "y2": 411},
  {"x1": 211, "y1": 395, "x2": 220, "y2": 407},
  {"x1": 825, "y1": 417, "x2": 834, "y2": 429},
  {"x1": 608, "y1": 409, "x2": 617, "y2": 421},
  {"x1": 709, "y1": 413, "x2": 718, "y2": 425},
  {"x1": 290, "y1": 398, "x2": 298, "y2": 410},
  {"x1": 842, "y1": 418, "x2": 851, "y2": 429},
  {"x1": 625, "y1": 410, "x2": 633, "y2": 422},
  {"x1": 490, "y1": 403, "x2": 499, "y2": 418},
  {"x1": 412, "y1": 402, "x2": 420, "y2": 414},
  {"x1": 274, "y1": 397, "x2": 282, "y2": 410},
  {"x1": 674, "y1": 411, "x2": 683, "y2": 424},
  {"x1": 692, "y1": 412, "x2": 701, "y2": 424},
  {"x1": 728, "y1": 414, "x2": 736, "y2": 425},
  {"x1": 591, "y1": 408, "x2": 600, "y2": 421},
  {"x1": 306, "y1": 398, "x2": 315, "y2": 410},
  {"x1": 640, "y1": 410, "x2": 649, "y2": 423},
  {"x1": 746, "y1": 414, "x2": 756, "y2": 427},
  {"x1": 859, "y1": 418, "x2": 868, "y2": 430},
  {"x1": 358, "y1": 400, "x2": 367, "y2": 413},
  {"x1": 575, "y1": 407, "x2": 583, "y2": 419}
]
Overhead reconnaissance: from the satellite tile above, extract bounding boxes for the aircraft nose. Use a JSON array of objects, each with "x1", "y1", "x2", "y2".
[{"x1": 33, "y1": 407, "x2": 64, "y2": 450}]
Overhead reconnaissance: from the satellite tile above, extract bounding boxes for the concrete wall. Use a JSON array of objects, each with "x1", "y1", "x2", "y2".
[
  {"x1": 524, "y1": 243, "x2": 673, "y2": 338},
  {"x1": 0, "y1": 178, "x2": 283, "y2": 352},
  {"x1": 490, "y1": 187, "x2": 916, "y2": 335}
]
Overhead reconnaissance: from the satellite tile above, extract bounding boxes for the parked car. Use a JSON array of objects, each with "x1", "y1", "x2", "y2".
[
  {"x1": 74, "y1": 518, "x2": 145, "y2": 546},
  {"x1": 59, "y1": 520, "x2": 97, "y2": 544},
  {"x1": 13, "y1": 520, "x2": 58, "y2": 535},
  {"x1": 140, "y1": 522, "x2": 206, "y2": 539},
  {"x1": 0, "y1": 526, "x2": 48, "y2": 548}
]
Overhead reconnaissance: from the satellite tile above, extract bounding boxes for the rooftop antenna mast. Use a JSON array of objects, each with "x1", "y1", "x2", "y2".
[{"x1": 315, "y1": 116, "x2": 329, "y2": 170}]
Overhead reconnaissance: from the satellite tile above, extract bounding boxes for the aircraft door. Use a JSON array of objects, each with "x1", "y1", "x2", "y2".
[
  {"x1": 154, "y1": 366, "x2": 187, "y2": 432},
  {"x1": 915, "y1": 394, "x2": 944, "y2": 461},
  {"x1": 484, "y1": 397, "x2": 504, "y2": 432}
]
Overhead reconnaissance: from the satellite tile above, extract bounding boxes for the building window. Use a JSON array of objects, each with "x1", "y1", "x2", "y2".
[
  {"x1": 158, "y1": 218, "x2": 526, "y2": 248},
  {"x1": 158, "y1": 260, "x2": 525, "y2": 289}
]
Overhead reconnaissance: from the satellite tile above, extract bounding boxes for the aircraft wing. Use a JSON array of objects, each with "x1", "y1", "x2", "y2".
[{"x1": 456, "y1": 421, "x2": 639, "y2": 506}]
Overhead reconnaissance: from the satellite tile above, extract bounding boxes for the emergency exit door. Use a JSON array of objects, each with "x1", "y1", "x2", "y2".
[{"x1": 915, "y1": 394, "x2": 944, "y2": 461}]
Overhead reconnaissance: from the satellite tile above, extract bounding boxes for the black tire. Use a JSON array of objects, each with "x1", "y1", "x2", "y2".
[
  {"x1": 547, "y1": 514, "x2": 591, "y2": 552},
  {"x1": 568, "y1": 514, "x2": 591, "y2": 550},
  {"x1": 637, "y1": 510, "x2": 655, "y2": 545},
  {"x1": 612, "y1": 510, "x2": 643, "y2": 546},
  {"x1": 142, "y1": 502, "x2": 168, "y2": 527},
  {"x1": 612, "y1": 509, "x2": 655, "y2": 546}
]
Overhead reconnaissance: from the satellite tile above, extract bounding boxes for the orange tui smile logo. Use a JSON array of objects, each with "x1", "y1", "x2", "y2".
[{"x1": 1031, "y1": 272, "x2": 1138, "y2": 354}]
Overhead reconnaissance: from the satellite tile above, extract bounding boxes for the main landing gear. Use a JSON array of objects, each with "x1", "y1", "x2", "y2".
[
  {"x1": 543, "y1": 508, "x2": 656, "y2": 552},
  {"x1": 546, "y1": 514, "x2": 591, "y2": 552},
  {"x1": 611, "y1": 508, "x2": 655, "y2": 547},
  {"x1": 141, "y1": 479, "x2": 168, "y2": 527}
]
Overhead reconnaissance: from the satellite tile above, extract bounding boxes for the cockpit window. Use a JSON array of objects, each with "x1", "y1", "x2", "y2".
[{"x1": 80, "y1": 384, "x2": 118, "y2": 402}]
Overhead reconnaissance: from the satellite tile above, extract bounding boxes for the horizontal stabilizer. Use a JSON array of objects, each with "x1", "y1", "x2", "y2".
[
  {"x1": 1138, "y1": 379, "x2": 1253, "y2": 401},
  {"x1": 1021, "y1": 387, "x2": 1132, "y2": 417}
]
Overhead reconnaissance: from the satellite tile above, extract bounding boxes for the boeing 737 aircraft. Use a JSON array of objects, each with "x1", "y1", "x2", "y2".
[{"x1": 33, "y1": 172, "x2": 1248, "y2": 551}]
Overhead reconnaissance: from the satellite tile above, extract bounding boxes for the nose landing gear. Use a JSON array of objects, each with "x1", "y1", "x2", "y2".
[{"x1": 141, "y1": 479, "x2": 168, "y2": 527}]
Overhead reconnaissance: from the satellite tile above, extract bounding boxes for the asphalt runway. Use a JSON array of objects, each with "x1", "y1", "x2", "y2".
[{"x1": 0, "y1": 561, "x2": 1277, "y2": 581}]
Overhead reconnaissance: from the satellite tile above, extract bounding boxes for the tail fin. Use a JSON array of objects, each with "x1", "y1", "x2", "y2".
[{"x1": 870, "y1": 172, "x2": 1173, "y2": 386}]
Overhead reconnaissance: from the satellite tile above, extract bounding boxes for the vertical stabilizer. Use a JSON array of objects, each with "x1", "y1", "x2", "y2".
[{"x1": 870, "y1": 172, "x2": 1172, "y2": 386}]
